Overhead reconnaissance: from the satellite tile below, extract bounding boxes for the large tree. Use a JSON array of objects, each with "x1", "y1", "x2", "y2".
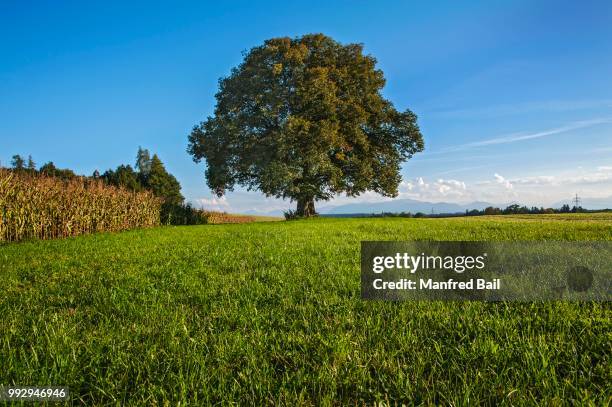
[{"x1": 188, "y1": 34, "x2": 424, "y2": 216}]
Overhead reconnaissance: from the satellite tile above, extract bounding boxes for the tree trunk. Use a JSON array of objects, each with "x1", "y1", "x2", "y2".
[{"x1": 296, "y1": 197, "x2": 316, "y2": 217}]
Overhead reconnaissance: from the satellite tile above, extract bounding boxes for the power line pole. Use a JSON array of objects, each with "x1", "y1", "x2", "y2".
[{"x1": 572, "y1": 193, "x2": 581, "y2": 208}]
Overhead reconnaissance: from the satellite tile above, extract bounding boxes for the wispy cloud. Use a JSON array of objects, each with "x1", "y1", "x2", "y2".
[
  {"x1": 432, "y1": 165, "x2": 491, "y2": 176},
  {"x1": 507, "y1": 169, "x2": 612, "y2": 187},
  {"x1": 465, "y1": 118, "x2": 611, "y2": 148},
  {"x1": 429, "y1": 118, "x2": 611, "y2": 155},
  {"x1": 427, "y1": 99, "x2": 612, "y2": 119}
]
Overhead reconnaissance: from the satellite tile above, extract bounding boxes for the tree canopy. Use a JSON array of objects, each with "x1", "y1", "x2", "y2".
[
  {"x1": 102, "y1": 149, "x2": 183, "y2": 206},
  {"x1": 146, "y1": 154, "x2": 184, "y2": 206},
  {"x1": 11, "y1": 155, "x2": 25, "y2": 170},
  {"x1": 39, "y1": 162, "x2": 76, "y2": 180},
  {"x1": 26, "y1": 155, "x2": 36, "y2": 171},
  {"x1": 102, "y1": 165, "x2": 143, "y2": 192},
  {"x1": 188, "y1": 33, "x2": 424, "y2": 216},
  {"x1": 136, "y1": 146, "x2": 152, "y2": 177}
]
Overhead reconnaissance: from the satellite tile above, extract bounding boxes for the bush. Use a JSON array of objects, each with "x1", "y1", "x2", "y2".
[
  {"x1": 161, "y1": 203, "x2": 208, "y2": 225},
  {"x1": 160, "y1": 204, "x2": 258, "y2": 225},
  {"x1": 284, "y1": 210, "x2": 307, "y2": 220}
]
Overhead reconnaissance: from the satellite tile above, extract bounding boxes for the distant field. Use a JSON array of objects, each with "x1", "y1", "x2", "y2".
[
  {"x1": 1, "y1": 214, "x2": 611, "y2": 405},
  {"x1": 234, "y1": 213, "x2": 283, "y2": 222},
  {"x1": 203, "y1": 212, "x2": 282, "y2": 224}
]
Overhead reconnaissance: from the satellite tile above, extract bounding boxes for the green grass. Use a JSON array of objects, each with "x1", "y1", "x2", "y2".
[{"x1": 1, "y1": 214, "x2": 611, "y2": 405}]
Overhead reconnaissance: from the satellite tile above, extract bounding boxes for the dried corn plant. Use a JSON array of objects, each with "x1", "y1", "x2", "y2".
[
  {"x1": 0, "y1": 169, "x2": 161, "y2": 242},
  {"x1": 202, "y1": 211, "x2": 256, "y2": 224}
]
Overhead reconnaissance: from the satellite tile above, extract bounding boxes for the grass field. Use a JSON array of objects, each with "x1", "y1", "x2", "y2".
[{"x1": 1, "y1": 214, "x2": 611, "y2": 405}]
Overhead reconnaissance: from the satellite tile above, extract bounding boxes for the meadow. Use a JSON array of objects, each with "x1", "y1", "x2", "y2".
[{"x1": 1, "y1": 214, "x2": 611, "y2": 405}]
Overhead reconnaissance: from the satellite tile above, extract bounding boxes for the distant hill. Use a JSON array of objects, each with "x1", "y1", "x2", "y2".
[
  {"x1": 244, "y1": 196, "x2": 612, "y2": 217},
  {"x1": 244, "y1": 199, "x2": 495, "y2": 217},
  {"x1": 319, "y1": 199, "x2": 493, "y2": 215}
]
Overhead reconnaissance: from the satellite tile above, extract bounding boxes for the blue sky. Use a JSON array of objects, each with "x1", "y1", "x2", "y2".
[{"x1": 1, "y1": 0, "x2": 611, "y2": 212}]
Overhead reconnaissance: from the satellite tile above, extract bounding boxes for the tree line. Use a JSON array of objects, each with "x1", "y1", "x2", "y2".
[
  {"x1": 361, "y1": 203, "x2": 587, "y2": 219},
  {"x1": 466, "y1": 203, "x2": 586, "y2": 216}
]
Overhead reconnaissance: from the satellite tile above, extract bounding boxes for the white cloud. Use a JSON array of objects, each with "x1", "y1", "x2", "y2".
[
  {"x1": 567, "y1": 173, "x2": 612, "y2": 184},
  {"x1": 509, "y1": 171, "x2": 612, "y2": 186},
  {"x1": 510, "y1": 175, "x2": 556, "y2": 185},
  {"x1": 437, "y1": 179, "x2": 466, "y2": 189},
  {"x1": 494, "y1": 173, "x2": 513, "y2": 190},
  {"x1": 400, "y1": 180, "x2": 414, "y2": 191},
  {"x1": 397, "y1": 177, "x2": 471, "y2": 201},
  {"x1": 194, "y1": 196, "x2": 230, "y2": 212}
]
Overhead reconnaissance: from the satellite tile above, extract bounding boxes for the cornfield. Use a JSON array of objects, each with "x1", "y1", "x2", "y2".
[
  {"x1": 202, "y1": 211, "x2": 256, "y2": 224},
  {"x1": 0, "y1": 169, "x2": 161, "y2": 242}
]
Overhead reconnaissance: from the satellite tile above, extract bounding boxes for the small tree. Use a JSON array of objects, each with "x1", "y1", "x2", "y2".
[
  {"x1": 188, "y1": 34, "x2": 424, "y2": 216},
  {"x1": 135, "y1": 147, "x2": 152, "y2": 178},
  {"x1": 27, "y1": 155, "x2": 36, "y2": 171},
  {"x1": 11, "y1": 154, "x2": 25, "y2": 170},
  {"x1": 39, "y1": 162, "x2": 57, "y2": 177}
]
